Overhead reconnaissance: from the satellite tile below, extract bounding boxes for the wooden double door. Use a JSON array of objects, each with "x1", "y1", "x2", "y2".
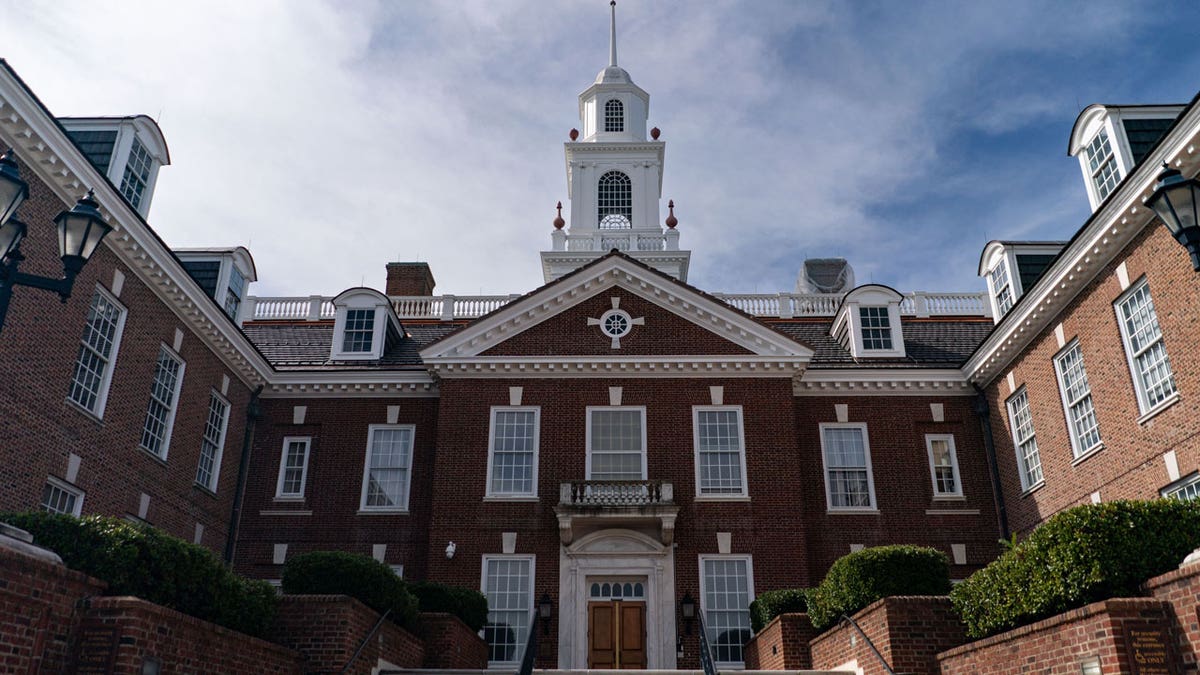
[{"x1": 587, "y1": 600, "x2": 646, "y2": 669}]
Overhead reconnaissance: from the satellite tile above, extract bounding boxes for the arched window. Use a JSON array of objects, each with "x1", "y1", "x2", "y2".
[
  {"x1": 598, "y1": 171, "x2": 632, "y2": 228},
  {"x1": 605, "y1": 99, "x2": 624, "y2": 132}
]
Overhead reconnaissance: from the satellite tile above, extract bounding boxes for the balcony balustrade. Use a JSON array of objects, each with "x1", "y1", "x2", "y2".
[{"x1": 555, "y1": 480, "x2": 678, "y2": 545}]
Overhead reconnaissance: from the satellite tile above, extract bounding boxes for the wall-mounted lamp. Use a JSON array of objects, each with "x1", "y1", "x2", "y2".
[
  {"x1": 1145, "y1": 162, "x2": 1200, "y2": 271},
  {"x1": 680, "y1": 591, "x2": 696, "y2": 635},
  {"x1": 445, "y1": 541, "x2": 456, "y2": 559},
  {"x1": 538, "y1": 593, "x2": 554, "y2": 635}
]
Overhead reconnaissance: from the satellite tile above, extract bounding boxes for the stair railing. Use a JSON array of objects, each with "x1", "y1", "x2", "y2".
[
  {"x1": 516, "y1": 611, "x2": 540, "y2": 675},
  {"x1": 839, "y1": 613, "x2": 897, "y2": 675},
  {"x1": 695, "y1": 609, "x2": 719, "y2": 675},
  {"x1": 338, "y1": 608, "x2": 391, "y2": 674}
]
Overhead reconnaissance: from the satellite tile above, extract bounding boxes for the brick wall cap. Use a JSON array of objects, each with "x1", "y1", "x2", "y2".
[
  {"x1": 936, "y1": 596, "x2": 1170, "y2": 661},
  {"x1": 0, "y1": 545, "x2": 105, "y2": 588},
  {"x1": 1142, "y1": 560, "x2": 1200, "y2": 591},
  {"x1": 808, "y1": 595, "x2": 952, "y2": 647}
]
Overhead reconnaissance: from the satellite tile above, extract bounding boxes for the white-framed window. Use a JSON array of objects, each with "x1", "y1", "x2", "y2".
[
  {"x1": 139, "y1": 345, "x2": 186, "y2": 459},
  {"x1": 359, "y1": 424, "x2": 415, "y2": 512},
  {"x1": 224, "y1": 265, "x2": 246, "y2": 320},
  {"x1": 819, "y1": 423, "x2": 877, "y2": 510},
  {"x1": 195, "y1": 391, "x2": 230, "y2": 491},
  {"x1": 597, "y1": 170, "x2": 632, "y2": 229},
  {"x1": 119, "y1": 135, "x2": 154, "y2": 209},
  {"x1": 481, "y1": 554, "x2": 535, "y2": 667},
  {"x1": 342, "y1": 308, "x2": 376, "y2": 353},
  {"x1": 1115, "y1": 279, "x2": 1177, "y2": 414},
  {"x1": 1054, "y1": 341, "x2": 1102, "y2": 458},
  {"x1": 275, "y1": 436, "x2": 312, "y2": 499},
  {"x1": 925, "y1": 434, "x2": 963, "y2": 498},
  {"x1": 693, "y1": 406, "x2": 748, "y2": 497},
  {"x1": 858, "y1": 307, "x2": 893, "y2": 350},
  {"x1": 1163, "y1": 473, "x2": 1200, "y2": 501},
  {"x1": 586, "y1": 407, "x2": 646, "y2": 480},
  {"x1": 989, "y1": 261, "x2": 1015, "y2": 317},
  {"x1": 699, "y1": 555, "x2": 754, "y2": 667},
  {"x1": 42, "y1": 477, "x2": 84, "y2": 516},
  {"x1": 68, "y1": 287, "x2": 127, "y2": 418},
  {"x1": 390, "y1": 564, "x2": 405, "y2": 578},
  {"x1": 486, "y1": 407, "x2": 540, "y2": 498},
  {"x1": 1084, "y1": 128, "x2": 1120, "y2": 202},
  {"x1": 1006, "y1": 387, "x2": 1043, "y2": 491},
  {"x1": 604, "y1": 98, "x2": 624, "y2": 133}
]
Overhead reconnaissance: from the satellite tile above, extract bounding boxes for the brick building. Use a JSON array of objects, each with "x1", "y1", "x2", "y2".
[{"x1": 2, "y1": 7, "x2": 1200, "y2": 673}]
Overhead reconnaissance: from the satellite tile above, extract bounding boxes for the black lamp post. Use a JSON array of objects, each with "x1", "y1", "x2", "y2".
[
  {"x1": 0, "y1": 149, "x2": 112, "y2": 336},
  {"x1": 680, "y1": 592, "x2": 696, "y2": 635},
  {"x1": 538, "y1": 593, "x2": 553, "y2": 635},
  {"x1": 1145, "y1": 162, "x2": 1200, "y2": 271}
]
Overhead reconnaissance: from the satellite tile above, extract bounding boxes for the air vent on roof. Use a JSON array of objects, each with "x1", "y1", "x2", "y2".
[{"x1": 796, "y1": 258, "x2": 855, "y2": 294}]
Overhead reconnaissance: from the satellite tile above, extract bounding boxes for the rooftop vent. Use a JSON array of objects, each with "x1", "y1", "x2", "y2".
[{"x1": 796, "y1": 258, "x2": 855, "y2": 294}]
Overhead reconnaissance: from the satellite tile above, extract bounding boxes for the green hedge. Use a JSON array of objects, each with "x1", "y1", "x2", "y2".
[
  {"x1": 749, "y1": 588, "x2": 809, "y2": 632},
  {"x1": 807, "y1": 545, "x2": 950, "y2": 631},
  {"x1": 0, "y1": 512, "x2": 277, "y2": 637},
  {"x1": 409, "y1": 580, "x2": 489, "y2": 631},
  {"x1": 952, "y1": 499, "x2": 1200, "y2": 639},
  {"x1": 282, "y1": 551, "x2": 419, "y2": 629}
]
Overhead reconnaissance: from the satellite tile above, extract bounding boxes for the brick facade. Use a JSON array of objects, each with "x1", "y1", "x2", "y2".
[{"x1": 0, "y1": 154, "x2": 253, "y2": 557}]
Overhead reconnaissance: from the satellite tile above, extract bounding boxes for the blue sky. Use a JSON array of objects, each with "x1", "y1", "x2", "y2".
[{"x1": 2, "y1": 1, "x2": 1199, "y2": 297}]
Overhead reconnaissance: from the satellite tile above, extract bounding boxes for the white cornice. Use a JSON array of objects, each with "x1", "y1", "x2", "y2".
[
  {"x1": 964, "y1": 100, "x2": 1200, "y2": 386},
  {"x1": 425, "y1": 356, "x2": 805, "y2": 379},
  {"x1": 420, "y1": 256, "x2": 814, "y2": 363},
  {"x1": 263, "y1": 371, "x2": 437, "y2": 398},
  {"x1": 0, "y1": 69, "x2": 274, "y2": 389},
  {"x1": 796, "y1": 368, "x2": 974, "y2": 396}
]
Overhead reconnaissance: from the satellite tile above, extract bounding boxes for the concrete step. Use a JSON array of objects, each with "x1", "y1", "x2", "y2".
[{"x1": 386, "y1": 670, "x2": 844, "y2": 675}]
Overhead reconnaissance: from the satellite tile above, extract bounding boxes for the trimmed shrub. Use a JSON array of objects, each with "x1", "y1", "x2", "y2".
[
  {"x1": 409, "y1": 580, "x2": 489, "y2": 631},
  {"x1": 749, "y1": 588, "x2": 809, "y2": 632},
  {"x1": 952, "y1": 499, "x2": 1200, "y2": 639},
  {"x1": 282, "y1": 551, "x2": 419, "y2": 629},
  {"x1": 0, "y1": 512, "x2": 277, "y2": 637},
  {"x1": 807, "y1": 545, "x2": 950, "y2": 630}
]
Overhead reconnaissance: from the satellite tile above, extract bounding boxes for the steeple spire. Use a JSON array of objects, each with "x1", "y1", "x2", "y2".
[{"x1": 609, "y1": 1, "x2": 618, "y2": 67}]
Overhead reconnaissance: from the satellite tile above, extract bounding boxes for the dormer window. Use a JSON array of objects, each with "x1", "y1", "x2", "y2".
[
  {"x1": 979, "y1": 242, "x2": 1065, "y2": 323},
  {"x1": 120, "y1": 136, "x2": 154, "y2": 210},
  {"x1": 1069, "y1": 104, "x2": 1184, "y2": 211},
  {"x1": 330, "y1": 288, "x2": 403, "y2": 361},
  {"x1": 175, "y1": 247, "x2": 257, "y2": 323},
  {"x1": 1084, "y1": 128, "x2": 1119, "y2": 202},
  {"x1": 988, "y1": 260, "x2": 1014, "y2": 316},
  {"x1": 224, "y1": 265, "x2": 246, "y2": 319},
  {"x1": 59, "y1": 115, "x2": 170, "y2": 218},
  {"x1": 604, "y1": 99, "x2": 624, "y2": 132},
  {"x1": 831, "y1": 285, "x2": 905, "y2": 359}
]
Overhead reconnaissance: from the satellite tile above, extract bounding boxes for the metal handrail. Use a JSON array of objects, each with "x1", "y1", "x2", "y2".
[
  {"x1": 695, "y1": 609, "x2": 719, "y2": 675},
  {"x1": 338, "y1": 608, "x2": 391, "y2": 674},
  {"x1": 839, "y1": 613, "x2": 897, "y2": 675},
  {"x1": 515, "y1": 611, "x2": 539, "y2": 675}
]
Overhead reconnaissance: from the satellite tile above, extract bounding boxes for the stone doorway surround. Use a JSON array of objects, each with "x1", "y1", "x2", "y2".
[{"x1": 558, "y1": 529, "x2": 677, "y2": 669}]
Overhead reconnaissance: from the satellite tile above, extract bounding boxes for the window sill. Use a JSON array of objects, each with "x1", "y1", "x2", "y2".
[
  {"x1": 357, "y1": 509, "x2": 409, "y2": 516},
  {"x1": 1020, "y1": 481, "x2": 1046, "y2": 498},
  {"x1": 925, "y1": 508, "x2": 981, "y2": 516},
  {"x1": 1138, "y1": 393, "x2": 1182, "y2": 426},
  {"x1": 273, "y1": 496, "x2": 306, "y2": 503},
  {"x1": 931, "y1": 495, "x2": 966, "y2": 502},
  {"x1": 137, "y1": 446, "x2": 169, "y2": 467},
  {"x1": 483, "y1": 495, "x2": 540, "y2": 502},
  {"x1": 694, "y1": 495, "x2": 751, "y2": 502},
  {"x1": 259, "y1": 509, "x2": 313, "y2": 516},
  {"x1": 826, "y1": 508, "x2": 880, "y2": 515},
  {"x1": 192, "y1": 483, "x2": 219, "y2": 499},
  {"x1": 1070, "y1": 443, "x2": 1105, "y2": 466},
  {"x1": 65, "y1": 398, "x2": 104, "y2": 425}
]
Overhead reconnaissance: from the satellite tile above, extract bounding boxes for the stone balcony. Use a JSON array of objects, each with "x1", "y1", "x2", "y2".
[{"x1": 554, "y1": 480, "x2": 679, "y2": 545}]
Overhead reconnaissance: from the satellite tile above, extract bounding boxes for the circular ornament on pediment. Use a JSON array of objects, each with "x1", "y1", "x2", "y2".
[{"x1": 598, "y1": 309, "x2": 633, "y2": 339}]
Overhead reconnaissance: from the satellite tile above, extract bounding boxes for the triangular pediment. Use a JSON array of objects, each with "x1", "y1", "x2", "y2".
[{"x1": 419, "y1": 254, "x2": 812, "y2": 376}]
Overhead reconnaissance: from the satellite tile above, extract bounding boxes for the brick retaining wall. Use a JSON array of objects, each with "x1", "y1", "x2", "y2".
[
  {"x1": 744, "y1": 613, "x2": 817, "y2": 670},
  {"x1": 415, "y1": 611, "x2": 489, "y2": 669},
  {"x1": 1143, "y1": 560, "x2": 1200, "y2": 670},
  {"x1": 272, "y1": 595, "x2": 426, "y2": 674},
  {"x1": 809, "y1": 596, "x2": 965, "y2": 675}
]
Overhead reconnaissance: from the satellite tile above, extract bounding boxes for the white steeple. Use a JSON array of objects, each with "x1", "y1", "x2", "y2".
[{"x1": 540, "y1": 1, "x2": 691, "y2": 283}]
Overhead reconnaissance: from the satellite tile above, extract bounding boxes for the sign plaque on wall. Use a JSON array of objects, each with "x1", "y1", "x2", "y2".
[
  {"x1": 1124, "y1": 624, "x2": 1174, "y2": 675},
  {"x1": 69, "y1": 621, "x2": 120, "y2": 675}
]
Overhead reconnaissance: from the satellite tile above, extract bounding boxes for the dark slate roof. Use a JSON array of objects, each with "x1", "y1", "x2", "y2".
[
  {"x1": 1123, "y1": 117, "x2": 1178, "y2": 165},
  {"x1": 243, "y1": 316, "x2": 991, "y2": 370},
  {"x1": 242, "y1": 322, "x2": 462, "y2": 370},
  {"x1": 771, "y1": 318, "x2": 994, "y2": 369},
  {"x1": 64, "y1": 129, "x2": 116, "y2": 175},
  {"x1": 1015, "y1": 253, "x2": 1058, "y2": 291}
]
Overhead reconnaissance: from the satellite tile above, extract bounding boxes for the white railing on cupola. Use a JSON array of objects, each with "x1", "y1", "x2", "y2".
[
  {"x1": 243, "y1": 290, "x2": 989, "y2": 323},
  {"x1": 551, "y1": 228, "x2": 680, "y2": 253}
]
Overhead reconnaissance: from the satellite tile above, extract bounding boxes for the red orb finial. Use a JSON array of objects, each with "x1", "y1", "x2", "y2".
[
  {"x1": 553, "y1": 201, "x2": 566, "y2": 230},
  {"x1": 650, "y1": 127, "x2": 660, "y2": 140},
  {"x1": 569, "y1": 128, "x2": 579, "y2": 141},
  {"x1": 665, "y1": 199, "x2": 678, "y2": 229}
]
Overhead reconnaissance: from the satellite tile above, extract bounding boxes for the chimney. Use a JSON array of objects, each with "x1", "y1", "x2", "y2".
[{"x1": 385, "y1": 262, "x2": 437, "y2": 296}]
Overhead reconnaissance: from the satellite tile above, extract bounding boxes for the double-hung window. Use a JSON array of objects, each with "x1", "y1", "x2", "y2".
[
  {"x1": 586, "y1": 407, "x2": 646, "y2": 480},
  {"x1": 224, "y1": 265, "x2": 246, "y2": 320},
  {"x1": 481, "y1": 555, "x2": 534, "y2": 666},
  {"x1": 42, "y1": 477, "x2": 84, "y2": 516},
  {"x1": 195, "y1": 392, "x2": 230, "y2": 491},
  {"x1": 275, "y1": 437, "x2": 312, "y2": 499},
  {"x1": 140, "y1": 346, "x2": 185, "y2": 459},
  {"x1": 120, "y1": 136, "x2": 153, "y2": 210},
  {"x1": 1084, "y1": 128, "x2": 1120, "y2": 202},
  {"x1": 359, "y1": 424, "x2": 414, "y2": 511},
  {"x1": 1006, "y1": 387, "x2": 1042, "y2": 490},
  {"x1": 341, "y1": 309, "x2": 376, "y2": 353},
  {"x1": 925, "y1": 434, "x2": 962, "y2": 498},
  {"x1": 487, "y1": 407, "x2": 540, "y2": 498},
  {"x1": 694, "y1": 406, "x2": 748, "y2": 497},
  {"x1": 1054, "y1": 341, "x2": 1102, "y2": 457},
  {"x1": 699, "y1": 556, "x2": 754, "y2": 666},
  {"x1": 68, "y1": 288, "x2": 127, "y2": 418},
  {"x1": 1115, "y1": 279, "x2": 1177, "y2": 414},
  {"x1": 989, "y1": 262, "x2": 1014, "y2": 317},
  {"x1": 858, "y1": 307, "x2": 893, "y2": 350},
  {"x1": 819, "y1": 423, "x2": 877, "y2": 510}
]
